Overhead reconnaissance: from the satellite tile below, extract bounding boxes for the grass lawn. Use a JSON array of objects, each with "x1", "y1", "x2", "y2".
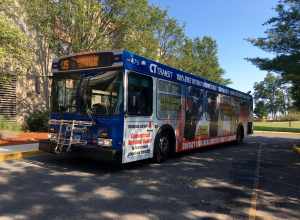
[{"x1": 254, "y1": 121, "x2": 300, "y2": 133}]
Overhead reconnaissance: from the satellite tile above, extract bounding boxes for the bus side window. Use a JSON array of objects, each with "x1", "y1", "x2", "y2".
[
  {"x1": 127, "y1": 72, "x2": 153, "y2": 116},
  {"x1": 157, "y1": 79, "x2": 181, "y2": 119}
]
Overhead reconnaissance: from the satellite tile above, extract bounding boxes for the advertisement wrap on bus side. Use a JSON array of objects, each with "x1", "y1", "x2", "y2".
[
  {"x1": 177, "y1": 92, "x2": 247, "y2": 152},
  {"x1": 122, "y1": 122, "x2": 154, "y2": 163}
]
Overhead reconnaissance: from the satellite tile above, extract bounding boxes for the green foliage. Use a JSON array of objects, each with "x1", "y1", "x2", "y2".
[
  {"x1": 247, "y1": 0, "x2": 300, "y2": 109},
  {"x1": 154, "y1": 9, "x2": 185, "y2": 64},
  {"x1": 99, "y1": 0, "x2": 185, "y2": 61},
  {"x1": 0, "y1": 0, "x2": 15, "y2": 14},
  {"x1": 290, "y1": 83, "x2": 300, "y2": 107},
  {"x1": 25, "y1": 111, "x2": 49, "y2": 132},
  {"x1": 0, "y1": 116, "x2": 22, "y2": 131},
  {"x1": 102, "y1": 0, "x2": 159, "y2": 58},
  {"x1": 254, "y1": 101, "x2": 268, "y2": 119},
  {"x1": 0, "y1": 14, "x2": 32, "y2": 78},
  {"x1": 22, "y1": 0, "x2": 230, "y2": 84},
  {"x1": 253, "y1": 73, "x2": 288, "y2": 118},
  {"x1": 175, "y1": 37, "x2": 231, "y2": 85},
  {"x1": 52, "y1": 0, "x2": 109, "y2": 54}
]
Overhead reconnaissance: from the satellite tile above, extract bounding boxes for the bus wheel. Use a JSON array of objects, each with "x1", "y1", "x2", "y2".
[
  {"x1": 153, "y1": 132, "x2": 170, "y2": 163},
  {"x1": 235, "y1": 126, "x2": 244, "y2": 144}
]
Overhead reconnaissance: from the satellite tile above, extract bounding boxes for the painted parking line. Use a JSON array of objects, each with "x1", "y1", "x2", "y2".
[{"x1": 248, "y1": 143, "x2": 262, "y2": 220}]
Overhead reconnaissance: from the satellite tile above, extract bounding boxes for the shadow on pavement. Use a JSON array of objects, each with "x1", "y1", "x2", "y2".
[{"x1": 0, "y1": 134, "x2": 299, "y2": 220}]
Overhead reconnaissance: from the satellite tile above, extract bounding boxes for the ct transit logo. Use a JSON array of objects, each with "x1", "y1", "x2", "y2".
[{"x1": 149, "y1": 63, "x2": 173, "y2": 79}]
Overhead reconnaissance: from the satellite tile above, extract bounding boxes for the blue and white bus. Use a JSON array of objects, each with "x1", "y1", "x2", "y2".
[{"x1": 39, "y1": 50, "x2": 253, "y2": 163}]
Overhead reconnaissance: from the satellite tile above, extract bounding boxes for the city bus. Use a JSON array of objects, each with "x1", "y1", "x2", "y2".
[{"x1": 39, "y1": 50, "x2": 253, "y2": 163}]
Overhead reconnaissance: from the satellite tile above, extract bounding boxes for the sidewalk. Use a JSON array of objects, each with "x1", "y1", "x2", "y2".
[
  {"x1": 0, "y1": 143, "x2": 42, "y2": 162},
  {"x1": 0, "y1": 131, "x2": 47, "y2": 162}
]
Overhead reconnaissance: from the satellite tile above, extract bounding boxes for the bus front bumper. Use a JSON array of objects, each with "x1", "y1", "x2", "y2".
[{"x1": 39, "y1": 140, "x2": 120, "y2": 162}]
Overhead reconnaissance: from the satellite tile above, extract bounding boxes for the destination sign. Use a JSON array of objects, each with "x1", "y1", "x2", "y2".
[{"x1": 56, "y1": 52, "x2": 121, "y2": 71}]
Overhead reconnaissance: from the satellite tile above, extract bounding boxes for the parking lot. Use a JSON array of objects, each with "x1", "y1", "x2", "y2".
[{"x1": 0, "y1": 132, "x2": 299, "y2": 220}]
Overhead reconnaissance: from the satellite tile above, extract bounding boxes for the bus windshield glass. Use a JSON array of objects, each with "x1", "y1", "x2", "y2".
[
  {"x1": 51, "y1": 70, "x2": 123, "y2": 115},
  {"x1": 85, "y1": 71, "x2": 123, "y2": 116},
  {"x1": 51, "y1": 78, "x2": 81, "y2": 113}
]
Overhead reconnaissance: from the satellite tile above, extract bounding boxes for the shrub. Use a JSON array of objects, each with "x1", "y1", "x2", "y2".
[
  {"x1": 0, "y1": 116, "x2": 22, "y2": 131},
  {"x1": 25, "y1": 110, "x2": 49, "y2": 132}
]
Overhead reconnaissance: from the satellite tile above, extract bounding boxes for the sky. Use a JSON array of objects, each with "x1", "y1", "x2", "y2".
[{"x1": 149, "y1": 0, "x2": 278, "y2": 93}]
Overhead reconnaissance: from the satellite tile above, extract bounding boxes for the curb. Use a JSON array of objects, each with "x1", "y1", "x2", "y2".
[
  {"x1": 0, "y1": 150, "x2": 43, "y2": 162},
  {"x1": 292, "y1": 146, "x2": 300, "y2": 155}
]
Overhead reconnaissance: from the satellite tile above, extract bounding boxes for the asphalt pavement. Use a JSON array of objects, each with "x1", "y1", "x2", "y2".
[{"x1": 0, "y1": 132, "x2": 299, "y2": 220}]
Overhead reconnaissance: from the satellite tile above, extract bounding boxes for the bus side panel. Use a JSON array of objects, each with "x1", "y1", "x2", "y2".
[
  {"x1": 176, "y1": 91, "x2": 240, "y2": 152},
  {"x1": 154, "y1": 80, "x2": 238, "y2": 153},
  {"x1": 153, "y1": 82, "x2": 252, "y2": 154},
  {"x1": 122, "y1": 51, "x2": 252, "y2": 157},
  {"x1": 122, "y1": 117, "x2": 156, "y2": 163}
]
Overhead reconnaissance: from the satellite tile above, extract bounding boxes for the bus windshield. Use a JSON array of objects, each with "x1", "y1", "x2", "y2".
[
  {"x1": 85, "y1": 70, "x2": 123, "y2": 116},
  {"x1": 51, "y1": 77, "x2": 81, "y2": 113},
  {"x1": 51, "y1": 70, "x2": 123, "y2": 115}
]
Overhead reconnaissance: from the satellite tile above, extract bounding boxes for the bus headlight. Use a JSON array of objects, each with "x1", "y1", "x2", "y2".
[
  {"x1": 97, "y1": 138, "x2": 112, "y2": 147},
  {"x1": 48, "y1": 133, "x2": 57, "y2": 141}
]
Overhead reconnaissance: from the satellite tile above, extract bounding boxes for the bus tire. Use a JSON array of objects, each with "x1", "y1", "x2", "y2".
[
  {"x1": 235, "y1": 125, "x2": 244, "y2": 144},
  {"x1": 153, "y1": 131, "x2": 170, "y2": 163}
]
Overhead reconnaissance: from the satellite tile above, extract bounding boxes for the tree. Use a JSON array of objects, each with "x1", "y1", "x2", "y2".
[
  {"x1": 152, "y1": 7, "x2": 185, "y2": 64},
  {"x1": 100, "y1": 0, "x2": 160, "y2": 59},
  {"x1": 254, "y1": 101, "x2": 268, "y2": 119},
  {"x1": 175, "y1": 37, "x2": 231, "y2": 85},
  {"x1": 23, "y1": 0, "x2": 113, "y2": 108},
  {"x1": 247, "y1": 0, "x2": 300, "y2": 108},
  {"x1": 22, "y1": 0, "x2": 58, "y2": 108},
  {"x1": 0, "y1": 14, "x2": 32, "y2": 79},
  {"x1": 53, "y1": 0, "x2": 114, "y2": 55},
  {"x1": 22, "y1": 0, "x2": 230, "y2": 84},
  {"x1": 253, "y1": 73, "x2": 286, "y2": 118},
  {"x1": 24, "y1": 0, "x2": 162, "y2": 57}
]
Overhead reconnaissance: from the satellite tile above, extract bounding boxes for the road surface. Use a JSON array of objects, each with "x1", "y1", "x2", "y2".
[{"x1": 0, "y1": 132, "x2": 299, "y2": 220}]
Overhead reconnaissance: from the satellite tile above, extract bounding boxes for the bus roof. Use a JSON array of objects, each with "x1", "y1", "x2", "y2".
[{"x1": 52, "y1": 50, "x2": 252, "y2": 100}]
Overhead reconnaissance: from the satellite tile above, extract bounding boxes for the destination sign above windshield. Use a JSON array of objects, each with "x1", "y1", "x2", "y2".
[{"x1": 54, "y1": 52, "x2": 122, "y2": 71}]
